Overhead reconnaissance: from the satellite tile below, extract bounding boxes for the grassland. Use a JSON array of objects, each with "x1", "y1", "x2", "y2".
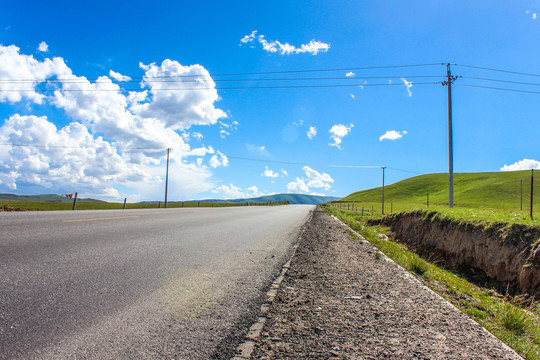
[{"x1": 336, "y1": 170, "x2": 539, "y2": 226}]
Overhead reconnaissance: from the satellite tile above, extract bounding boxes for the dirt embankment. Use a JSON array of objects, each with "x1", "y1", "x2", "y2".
[{"x1": 372, "y1": 211, "x2": 540, "y2": 297}]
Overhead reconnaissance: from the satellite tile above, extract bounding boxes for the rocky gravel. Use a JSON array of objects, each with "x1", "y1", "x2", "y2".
[{"x1": 248, "y1": 208, "x2": 523, "y2": 359}]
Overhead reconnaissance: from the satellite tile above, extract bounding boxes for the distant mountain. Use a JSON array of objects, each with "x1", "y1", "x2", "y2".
[
  {"x1": 180, "y1": 193, "x2": 340, "y2": 205},
  {"x1": 0, "y1": 193, "x2": 106, "y2": 203}
]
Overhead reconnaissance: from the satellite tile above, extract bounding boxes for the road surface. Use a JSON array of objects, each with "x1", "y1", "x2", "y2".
[{"x1": 0, "y1": 205, "x2": 313, "y2": 359}]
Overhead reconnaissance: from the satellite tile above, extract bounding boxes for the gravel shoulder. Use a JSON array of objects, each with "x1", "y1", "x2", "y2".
[{"x1": 249, "y1": 208, "x2": 523, "y2": 359}]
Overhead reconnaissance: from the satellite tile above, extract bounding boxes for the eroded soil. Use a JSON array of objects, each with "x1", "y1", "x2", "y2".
[{"x1": 250, "y1": 208, "x2": 522, "y2": 359}]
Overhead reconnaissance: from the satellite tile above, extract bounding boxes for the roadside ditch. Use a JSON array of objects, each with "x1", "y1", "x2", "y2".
[{"x1": 368, "y1": 211, "x2": 540, "y2": 298}]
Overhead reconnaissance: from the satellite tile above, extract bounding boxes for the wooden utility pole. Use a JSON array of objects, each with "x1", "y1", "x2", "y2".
[
  {"x1": 164, "y1": 148, "x2": 171, "y2": 208},
  {"x1": 442, "y1": 64, "x2": 458, "y2": 208}
]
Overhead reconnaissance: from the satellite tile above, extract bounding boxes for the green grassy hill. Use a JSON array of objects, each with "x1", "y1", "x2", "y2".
[{"x1": 341, "y1": 171, "x2": 539, "y2": 210}]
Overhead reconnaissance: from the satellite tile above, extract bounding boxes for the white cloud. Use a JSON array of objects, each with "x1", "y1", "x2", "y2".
[
  {"x1": 286, "y1": 177, "x2": 310, "y2": 193},
  {"x1": 350, "y1": 93, "x2": 355, "y2": 99},
  {"x1": 281, "y1": 169, "x2": 288, "y2": 176},
  {"x1": 0, "y1": 114, "x2": 148, "y2": 196},
  {"x1": 286, "y1": 166, "x2": 334, "y2": 193},
  {"x1": 346, "y1": 72, "x2": 355, "y2": 77},
  {"x1": 307, "y1": 126, "x2": 317, "y2": 139},
  {"x1": 109, "y1": 70, "x2": 131, "y2": 82},
  {"x1": 293, "y1": 119, "x2": 304, "y2": 126},
  {"x1": 37, "y1": 41, "x2": 49, "y2": 52},
  {"x1": 379, "y1": 130, "x2": 407, "y2": 141},
  {"x1": 261, "y1": 166, "x2": 279, "y2": 178},
  {"x1": 0, "y1": 44, "x2": 229, "y2": 200},
  {"x1": 219, "y1": 120, "x2": 238, "y2": 138},
  {"x1": 220, "y1": 129, "x2": 230, "y2": 138},
  {"x1": 500, "y1": 159, "x2": 540, "y2": 171},
  {"x1": 303, "y1": 166, "x2": 334, "y2": 190},
  {"x1": 211, "y1": 183, "x2": 262, "y2": 199},
  {"x1": 0, "y1": 44, "x2": 72, "y2": 103},
  {"x1": 401, "y1": 78, "x2": 413, "y2": 97},
  {"x1": 246, "y1": 143, "x2": 269, "y2": 157},
  {"x1": 132, "y1": 60, "x2": 227, "y2": 130},
  {"x1": 329, "y1": 124, "x2": 353, "y2": 149},
  {"x1": 209, "y1": 151, "x2": 229, "y2": 168},
  {"x1": 533, "y1": 13, "x2": 538, "y2": 19},
  {"x1": 240, "y1": 30, "x2": 330, "y2": 55}
]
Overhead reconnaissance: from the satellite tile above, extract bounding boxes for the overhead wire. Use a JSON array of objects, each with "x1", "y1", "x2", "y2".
[
  {"x1": 1, "y1": 82, "x2": 442, "y2": 92},
  {"x1": 455, "y1": 64, "x2": 540, "y2": 78},
  {"x1": 0, "y1": 63, "x2": 445, "y2": 83}
]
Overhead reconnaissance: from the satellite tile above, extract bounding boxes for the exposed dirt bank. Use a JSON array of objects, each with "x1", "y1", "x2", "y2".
[
  {"x1": 248, "y1": 208, "x2": 522, "y2": 359},
  {"x1": 0, "y1": 205, "x2": 32, "y2": 211},
  {"x1": 371, "y1": 211, "x2": 540, "y2": 297}
]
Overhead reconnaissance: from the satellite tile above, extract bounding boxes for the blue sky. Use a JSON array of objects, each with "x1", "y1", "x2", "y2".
[{"x1": 0, "y1": 1, "x2": 539, "y2": 201}]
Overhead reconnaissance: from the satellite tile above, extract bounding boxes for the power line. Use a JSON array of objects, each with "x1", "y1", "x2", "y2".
[
  {"x1": 455, "y1": 83, "x2": 540, "y2": 95},
  {"x1": 0, "y1": 75, "x2": 444, "y2": 84},
  {"x1": 455, "y1": 64, "x2": 540, "y2": 78},
  {"x1": 226, "y1": 155, "x2": 382, "y2": 168},
  {"x1": 1, "y1": 82, "x2": 441, "y2": 92},
  {"x1": 0, "y1": 63, "x2": 445, "y2": 83},
  {"x1": 461, "y1": 76, "x2": 540, "y2": 86}
]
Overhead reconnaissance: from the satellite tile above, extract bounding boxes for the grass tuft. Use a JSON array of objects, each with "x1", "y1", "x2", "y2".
[{"x1": 498, "y1": 302, "x2": 533, "y2": 335}]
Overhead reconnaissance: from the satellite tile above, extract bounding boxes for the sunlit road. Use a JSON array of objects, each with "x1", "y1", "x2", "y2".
[{"x1": 0, "y1": 205, "x2": 313, "y2": 359}]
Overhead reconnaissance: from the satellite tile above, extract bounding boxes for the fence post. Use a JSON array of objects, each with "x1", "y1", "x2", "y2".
[
  {"x1": 520, "y1": 179, "x2": 523, "y2": 211},
  {"x1": 72, "y1": 192, "x2": 78, "y2": 211},
  {"x1": 123, "y1": 198, "x2": 127, "y2": 209},
  {"x1": 531, "y1": 169, "x2": 535, "y2": 220},
  {"x1": 158, "y1": 201, "x2": 161, "y2": 208},
  {"x1": 427, "y1": 190, "x2": 429, "y2": 208}
]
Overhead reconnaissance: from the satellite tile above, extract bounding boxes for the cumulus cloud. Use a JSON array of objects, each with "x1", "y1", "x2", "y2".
[
  {"x1": 209, "y1": 151, "x2": 229, "y2": 168},
  {"x1": 0, "y1": 44, "x2": 72, "y2": 103},
  {"x1": 346, "y1": 72, "x2": 355, "y2": 77},
  {"x1": 307, "y1": 126, "x2": 317, "y2": 139},
  {"x1": 380, "y1": 130, "x2": 407, "y2": 141},
  {"x1": 500, "y1": 159, "x2": 540, "y2": 171},
  {"x1": 240, "y1": 30, "x2": 330, "y2": 55},
  {"x1": 261, "y1": 166, "x2": 279, "y2": 178},
  {"x1": 211, "y1": 183, "x2": 262, "y2": 199},
  {"x1": 329, "y1": 124, "x2": 353, "y2": 149},
  {"x1": 401, "y1": 78, "x2": 413, "y2": 97},
  {"x1": 37, "y1": 41, "x2": 49, "y2": 52},
  {"x1": 286, "y1": 166, "x2": 333, "y2": 194},
  {"x1": 286, "y1": 177, "x2": 310, "y2": 193},
  {"x1": 109, "y1": 70, "x2": 131, "y2": 82},
  {"x1": 0, "y1": 44, "x2": 229, "y2": 200}
]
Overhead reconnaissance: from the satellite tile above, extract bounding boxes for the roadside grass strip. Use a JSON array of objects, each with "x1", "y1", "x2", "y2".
[{"x1": 323, "y1": 204, "x2": 540, "y2": 360}]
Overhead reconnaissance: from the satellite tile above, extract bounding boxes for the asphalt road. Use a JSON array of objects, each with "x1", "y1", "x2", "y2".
[{"x1": 0, "y1": 205, "x2": 313, "y2": 359}]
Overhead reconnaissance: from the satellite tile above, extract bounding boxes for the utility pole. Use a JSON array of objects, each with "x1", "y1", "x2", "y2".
[
  {"x1": 381, "y1": 166, "x2": 386, "y2": 215},
  {"x1": 442, "y1": 63, "x2": 458, "y2": 208},
  {"x1": 164, "y1": 148, "x2": 171, "y2": 208}
]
